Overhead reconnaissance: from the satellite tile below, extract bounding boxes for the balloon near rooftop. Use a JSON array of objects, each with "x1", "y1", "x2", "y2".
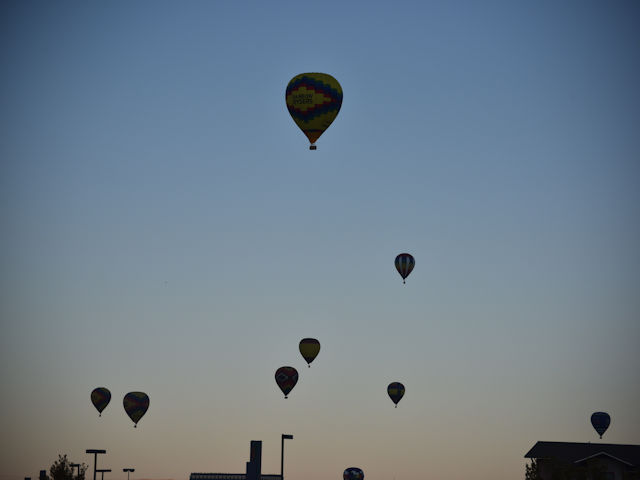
[{"x1": 591, "y1": 412, "x2": 611, "y2": 439}]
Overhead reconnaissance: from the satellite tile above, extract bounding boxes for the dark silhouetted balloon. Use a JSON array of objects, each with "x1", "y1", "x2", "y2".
[
  {"x1": 286, "y1": 73, "x2": 343, "y2": 150},
  {"x1": 275, "y1": 366, "x2": 299, "y2": 399},
  {"x1": 387, "y1": 382, "x2": 405, "y2": 408},
  {"x1": 299, "y1": 338, "x2": 321, "y2": 367},
  {"x1": 123, "y1": 392, "x2": 149, "y2": 427},
  {"x1": 343, "y1": 467, "x2": 364, "y2": 480},
  {"x1": 591, "y1": 412, "x2": 610, "y2": 438},
  {"x1": 90, "y1": 387, "x2": 111, "y2": 417},
  {"x1": 395, "y1": 253, "x2": 415, "y2": 284}
]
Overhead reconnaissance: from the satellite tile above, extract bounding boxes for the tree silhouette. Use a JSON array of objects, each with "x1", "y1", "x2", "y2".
[
  {"x1": 525, "y1": 457, "x2": 609, "y2": 480},
  {"x1": 525, "y1": 459, "x2": 541, "y2": 480},
  {"x1": 49, "y1": 454, "x2": 88, "y2": 480}
]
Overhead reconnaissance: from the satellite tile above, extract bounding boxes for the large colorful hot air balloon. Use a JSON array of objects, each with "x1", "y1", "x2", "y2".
[
  {"x1": 387, "y1": 382, "x2": 405, "y2": 408},
  {"x1": 591, "y1": 412, "x2": 611, "y2": 438},
  {"x1": 123, "y1": 392, "x2": 149, "y2": 427},
  {"x1": 299, "y1": 338, "x2": 321, "y2": 367},
  {"x1": 286, "y1": 73, "x2": 343, "y2": 150},
  {"x1": 395, "y1": 253, "x2": 415, "y2": 284},
  {"x1": 90, "y1": 387, "x2": 111, "y2": 417},
  {"x1": 275, "y1": 366, "x2": 299, "y2": 399},
  {"x1": 343, "y1": 467, "x2": 364, "y2": 480}
]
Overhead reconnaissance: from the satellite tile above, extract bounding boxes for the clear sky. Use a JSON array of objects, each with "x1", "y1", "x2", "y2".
[{"x1": 1, "y1": 1, "x2": 639, "y2": 480}]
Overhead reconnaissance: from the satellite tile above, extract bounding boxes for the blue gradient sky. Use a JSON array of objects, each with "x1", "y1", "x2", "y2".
[{"x1": 1, "y1": 2, "x2": 639, "y2": 480}]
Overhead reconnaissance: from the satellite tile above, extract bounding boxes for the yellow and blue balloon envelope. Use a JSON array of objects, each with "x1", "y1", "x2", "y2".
[
  {"x1": 387, "y1": 382, "x2": 405, "y2": 407},
  {"x1": 286, "y1": 73, "x2": 343, "y2": 150}
]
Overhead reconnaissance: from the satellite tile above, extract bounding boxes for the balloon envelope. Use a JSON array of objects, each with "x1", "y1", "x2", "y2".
[
  {"x1": 275, "y1": 366, "x2": 299, "y2": 398},
  {"x1": 343, "y1": 468, "x2": 364, "y2": 480},
  {"x1": 395, "y1": 253, "x2": 415, "y2": 284},
  {"x1": 123, "y1": 392, "x2": 149, "y2": 427},
  {"x1": 591, "y1": 412, "x2": 610, "y2": 438},
  {"x1": 299, "y1": 338, "x2": 321, "y2": 367},
  {"x1": 286, "y1": 73, "x2": 343, "y2": 149},
  {"x1": 387, "y1": 382, "x2": 405, "y2": 407},
  {"x1": 90, "y1": 387, "x2": 111, "y2": 416}
]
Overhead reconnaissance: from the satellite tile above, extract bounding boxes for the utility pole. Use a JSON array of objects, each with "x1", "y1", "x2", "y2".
[{"x1": 96, "y1": 470, "x2": 111, "y2": 480}]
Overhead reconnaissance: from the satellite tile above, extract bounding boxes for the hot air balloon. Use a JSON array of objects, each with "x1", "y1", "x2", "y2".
[
  {"x1": 275, "y1": 366, "x2": 298, "y2": 399},
  {"x1": 90, "y1": 387, "x2": 111, "y2": 417},
  {"x1": 123, "y1": 392, "x2": 149, "y2": 427},
  {"x1": 387, "y1": 382, "x2": 405, "y2": 408},
  {"x1": 286, "y1": 73, "x2": 343, "y2": 150},
  {"x1": 395, "y1": 253, "x2": 415, "y2": 284},
  {"x1": 299, "y1": 338, "x2": 321, "y2": 367},
  {"x1": 343, "y1": 467, "x2": 364, "y2": 480},
  {"x1": 591, "y1": 412, "x2": 610, "y2": 438}
]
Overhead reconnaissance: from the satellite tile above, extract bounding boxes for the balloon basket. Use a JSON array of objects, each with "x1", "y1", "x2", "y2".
[{"x1": 309, "y1": 144, "x2": 317, "y2": 150}]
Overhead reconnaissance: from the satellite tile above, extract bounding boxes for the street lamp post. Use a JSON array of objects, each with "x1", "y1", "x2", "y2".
[
  {"x1": 123, "y1": 469, "x2": 135, "y2": 480},
  {"x1": 280, "y1": 434, "x2": 293, "y2": 480},
  {"x1": 86, "y1": 450, "x2": 106, "y2": 480},
  {"x1": 96, "y1": 470, "x2": 111, "y2": 480}
]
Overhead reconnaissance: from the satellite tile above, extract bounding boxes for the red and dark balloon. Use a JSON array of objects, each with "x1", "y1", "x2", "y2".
[
  {"x1": 90, "y1": 387, "x2": 111, "y2": 417},
  {"x1": 275, "y1": 366, "x2": 299, "y2": 399},
  {"x1": 123, "y1": 392, "x2": 150, "y2": 427}
]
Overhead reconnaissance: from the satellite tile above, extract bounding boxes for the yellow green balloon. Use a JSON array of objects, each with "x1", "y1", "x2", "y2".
[{"x1": 299, "y1": 338, "x2": 321, "y2": 367}]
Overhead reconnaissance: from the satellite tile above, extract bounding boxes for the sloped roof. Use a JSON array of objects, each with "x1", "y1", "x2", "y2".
[{"x1": 524, "y1": 441, "x2": 640, "y2": 467}]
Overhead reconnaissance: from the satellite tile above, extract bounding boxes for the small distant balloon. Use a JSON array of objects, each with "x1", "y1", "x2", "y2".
[
  {"x1": 591, "y1": 412, "x2": 610, "y2": 438},
  {"x1": 90, "y1": 387, "x2": 111, "y2": 417},
  {"x1": 286, "y1": 73, "x2": 343, "y2": 150},
  {"x1": 299, "y1": 338, "x2": 321, "y2": 367},
  {"x1": 395, "y1": 253, "x2": 415, "y2": 284},
  {"x1": 123, "y1": 392, "x2": 150, "y2": 427},
  {"x1": 343, "y1": 467, "x2": 364, "y2": 480},
  {"x1": 387, "y1": 382, "x2": 405, "y2": 407},
  {"x1": 275, "y1": 366, "x2": 299, "y2": 399}
]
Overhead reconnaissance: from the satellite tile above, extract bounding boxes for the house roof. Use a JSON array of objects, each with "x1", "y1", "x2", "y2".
[{"x1": 524, "y1": 441, "x2": 640, "y2": 467}]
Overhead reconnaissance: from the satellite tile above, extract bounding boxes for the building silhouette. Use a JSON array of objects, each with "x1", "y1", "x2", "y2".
[
  {"x1": 525, "y1": 441, "x2": 640, "y2": 480},
  {"x1": 190, "y1": 441, "x2": 281, "y2": 480}
]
